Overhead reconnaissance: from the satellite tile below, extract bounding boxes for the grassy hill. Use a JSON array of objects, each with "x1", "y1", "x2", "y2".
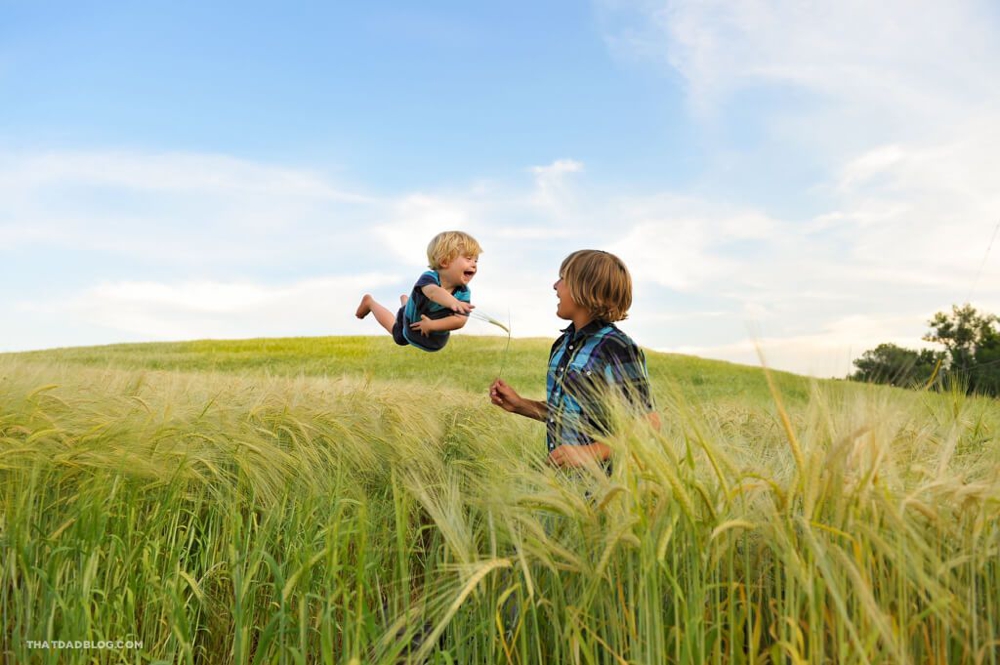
[
  {"x1": 1, "y1": 336, "x2": 998, "y2": 664},
  {"x1": 9, "y1": 334, "x2": 817, "y2": 405}
]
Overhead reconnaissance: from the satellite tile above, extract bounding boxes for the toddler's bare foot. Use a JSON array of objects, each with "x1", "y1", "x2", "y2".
[
  {"x1": 399, "y1": 294, "x2": 409, "y2": 306},
  {"x1": 356, "y1": 294, "x2": 373, "y2": 319}
]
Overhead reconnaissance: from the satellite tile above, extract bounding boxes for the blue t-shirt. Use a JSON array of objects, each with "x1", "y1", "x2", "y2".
[{"x1": 401, "y1": 270, "x2": 472, "y2": 351}]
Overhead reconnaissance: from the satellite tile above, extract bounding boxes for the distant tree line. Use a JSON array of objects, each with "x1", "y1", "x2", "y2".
[{"x1": 851, "y1": 304, "x2": 1000, "y2": 397}]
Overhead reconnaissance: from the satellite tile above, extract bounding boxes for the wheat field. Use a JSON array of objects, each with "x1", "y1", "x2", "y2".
[{"x1": 1, "y1": 337, "x2": 998, "y2": 664}]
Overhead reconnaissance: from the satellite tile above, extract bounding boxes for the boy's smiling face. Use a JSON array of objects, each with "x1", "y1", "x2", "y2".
[
  {"x1": 554, "y1": 276, "x2": 588, "y2": 323},
  {"x1": 439, "y1": 254, "x2": 478, "y2": 288}
]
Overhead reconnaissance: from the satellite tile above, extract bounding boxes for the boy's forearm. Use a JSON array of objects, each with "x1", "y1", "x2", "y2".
[
  {"x1": 584, "y1": 442, "x2": 611, "y2": 461},
  {"x1": 518, "y1": 399, "x2": 547, "y2": 421},
  {"x1": 423, "y1": 314, "x2": 467, "y2": 332},
  {"x1": 548, "y1": 442, "x2": 610, "y2": 468}
]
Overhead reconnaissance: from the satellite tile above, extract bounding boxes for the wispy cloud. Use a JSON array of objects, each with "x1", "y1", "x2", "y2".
[
  {"x1": 832, "y1": 118, "x2": 1000, "y2": 278},
  {"x1": 0, "y1": 150, "x2": 585, "y2": 350},
  {"x1": 665, "y1": 312, "x2": 942, "y2": 379},
  {"x1": 0, "y1": 149, "x2": 379, "y2": 271},
  {"x1": 376, "y1": 193, "x2": 481, "y2": 267},
  {"x1": 606, "y1": 195, "x2": 779, "y2": 291},
  {"x1": 529, "y1": 158, "x2": 584, "y2": 214},
  {"x1": 4, "y1": 117, "x2": 998, "y2": 378},
  {"x1": 0, "y1": 150, "x2": 369, "y2": 200},
  {"x1": 606, "y1": 1, "x2": 999, "y2": 125},
  {"x1": 20, "y1": 274, "x2": 401, "y2": 342},
  {"x1": 592, "y1": 1, "x2": 1000, "y2": 375}
]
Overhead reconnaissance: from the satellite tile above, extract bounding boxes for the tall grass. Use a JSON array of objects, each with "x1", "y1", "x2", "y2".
[{"x1": 1, "y1": 343, "x2": 998, "y2": 664}]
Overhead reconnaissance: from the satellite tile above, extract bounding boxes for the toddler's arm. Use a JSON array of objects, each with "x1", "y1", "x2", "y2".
[
  {"x1": 420, "y1": 284, "x2": 474, "y2": 314},
  {"x1": 410, "y1": 313, "x2": 468, "y2": 336}
]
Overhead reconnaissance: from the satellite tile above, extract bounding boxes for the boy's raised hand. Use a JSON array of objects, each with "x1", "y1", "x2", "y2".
[
  {"x1": 489, "y1": 379, "x2": 520, "y2": 413},
  {"x1": 490, "y1": 379, "x2": 547, "y2": 421}
]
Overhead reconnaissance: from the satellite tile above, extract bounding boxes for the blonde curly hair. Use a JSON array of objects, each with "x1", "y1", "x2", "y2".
[{"x1": 426, "y1": 231, "x2": 483, "y2": 270}]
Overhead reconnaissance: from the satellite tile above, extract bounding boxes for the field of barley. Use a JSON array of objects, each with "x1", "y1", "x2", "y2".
[{"x1": 1, "y1": 335, "x2": 998, "y2": 664}]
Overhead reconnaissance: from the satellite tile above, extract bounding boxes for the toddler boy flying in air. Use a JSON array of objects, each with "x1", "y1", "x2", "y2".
[{"x1": 356, "y1": 230, "x2": 481, "y2": 352}]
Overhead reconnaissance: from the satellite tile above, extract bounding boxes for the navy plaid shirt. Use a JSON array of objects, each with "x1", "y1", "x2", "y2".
[{"x1": 545, "y1": 321, "x2": 654, "y2": 452}]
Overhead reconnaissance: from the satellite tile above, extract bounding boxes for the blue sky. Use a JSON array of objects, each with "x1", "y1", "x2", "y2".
[
  {"x1": 3, "y1": 1, "x2": 999, "y2": 376},
  {"x1": 4, "y1": 3, "x2": 689, "y2": 187}
]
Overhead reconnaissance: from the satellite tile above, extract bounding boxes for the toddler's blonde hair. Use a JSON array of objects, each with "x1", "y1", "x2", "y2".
[
  {"x1": 560, "y1": 249, "x2": 632, "y2": 322},
  {"x1": 427, "y1": 231, "x2": 482, "y2": 270}
]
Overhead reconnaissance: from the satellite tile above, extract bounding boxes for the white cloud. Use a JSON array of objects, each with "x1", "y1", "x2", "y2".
[
  {"x1": 530, "y1": 159, "x2": 584, "y2": 177},
  {"x1": 611, "y1": 1, "x2": 999, "y2": 126},
  {"x1": 375, "y1": 194, "x2": 480, "y2": 267},
  {"x1": 664, "y1": 313, "x2": 942, "y2": 378},
  {"x1": 816, "y1": 117, "x2": 1000, "y2": 305},
  {"x1": 528, "y1": 158, "x2": 585, "y2": 217},
  {"x1": 0, "y1": 149, "x2": 380, "y2": 269},
  {"x1": 494, "y1": 227, "x2": 573, "y2": 240},
  {"x1": 591, "y1": 1, "x2": 1000, "y2": 376},
  {"x1": 0, "y1": 150, "x2": 368, "y2": 201},
  {"x1": 373, "y1": 160, "x2": 590, "y2": 270},
  {"x1": 3, "y1": 134, "x2": 997, "y2": 377},
  {"x1": 606, "y1": 195, "x2": 780, "y2": 290},
  {"x1": 0, "y1": 149, "x2": 580, "y2": 352},
  {"x1": 611, "y1": 219, "x2": 732, "y2": 290},
  {"x1": 20, "y1": 273, "x2": 401, "y2": 342}
]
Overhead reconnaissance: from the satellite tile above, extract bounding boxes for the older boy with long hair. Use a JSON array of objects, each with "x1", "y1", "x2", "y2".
[{"x1": 489, "y1": 249, "x2": 658, "y2": 468}]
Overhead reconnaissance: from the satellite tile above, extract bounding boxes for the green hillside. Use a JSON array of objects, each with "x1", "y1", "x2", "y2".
[{"x1": 8, "y1": 334, "x2": 818, "y2": 406}]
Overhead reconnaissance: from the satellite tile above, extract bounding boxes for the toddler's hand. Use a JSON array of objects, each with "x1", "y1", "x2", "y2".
[
  {"x1": 451, "y1": 299, "x2": 475, "y2": 315},
  {"x1": 410, "y1": 315, "x2": 434, "y2": 336}
]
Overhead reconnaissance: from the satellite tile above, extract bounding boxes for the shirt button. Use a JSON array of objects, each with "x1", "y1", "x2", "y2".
[{"x1": 569, "y1": 345, "x2": 574, "y2": 350}]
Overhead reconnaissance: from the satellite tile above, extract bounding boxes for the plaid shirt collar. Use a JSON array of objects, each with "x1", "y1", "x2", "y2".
[{"x1": 559, "y1": 319, "x2": 608, "y2": 340}]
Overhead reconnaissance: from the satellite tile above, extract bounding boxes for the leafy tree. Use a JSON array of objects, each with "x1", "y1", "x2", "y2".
[
  {"x1": 968, "y1": 325, "x2": 1000, "y2": 396},
  {"x1": 923, "y1": 303, "x2": 1000, "y2": 396},
  {"x1": 851, "y1": 343, "x2": 942, "y2": 388},
  {"x1": 851, "y1": 304, "x2": 999, "y2": 397}
]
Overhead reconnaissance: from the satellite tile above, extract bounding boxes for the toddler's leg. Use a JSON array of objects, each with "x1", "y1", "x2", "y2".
[{"x1": 356, "y1": 294, "x2": 396, "y2": 334}]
